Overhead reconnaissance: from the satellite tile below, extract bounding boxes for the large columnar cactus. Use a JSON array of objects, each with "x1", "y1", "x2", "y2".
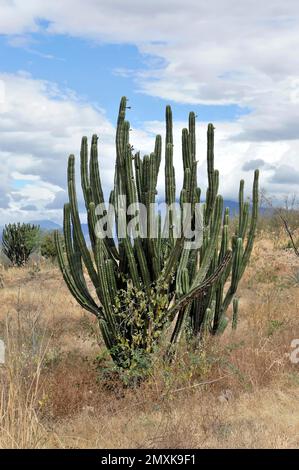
[{"x1": 55, "y1": 97, "x2": 259, "y2": 368}]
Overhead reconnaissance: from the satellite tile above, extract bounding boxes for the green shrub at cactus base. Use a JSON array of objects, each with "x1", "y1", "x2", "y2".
[
  {"x1": 2, "y1": 223, "x2": 41, "y2": 267},
  {"x1": 55, "y1": 96, "x2": 259, "y2": 372}
]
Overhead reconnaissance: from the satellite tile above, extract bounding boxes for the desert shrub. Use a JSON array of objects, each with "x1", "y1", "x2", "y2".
[{"x1": 41, "y1": 230, "x2": 63, "y2": 261}]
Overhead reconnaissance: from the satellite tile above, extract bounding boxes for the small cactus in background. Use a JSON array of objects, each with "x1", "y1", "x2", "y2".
[
  {"x1": 55, "y1": 97, "x2": 259, "y2": 369},
  {"x1": 2, "y1": 223, "x2": 40, "y2": 267}
]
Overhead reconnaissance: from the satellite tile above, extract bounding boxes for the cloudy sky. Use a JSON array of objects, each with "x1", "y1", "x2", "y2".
[{"x1": 1, "y1": 1, "x2": 299, "y2": 225}]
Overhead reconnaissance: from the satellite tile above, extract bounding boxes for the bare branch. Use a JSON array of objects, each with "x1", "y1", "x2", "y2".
[{"x1": 279, "y1": 213, "x2": 299, "y2": 257}]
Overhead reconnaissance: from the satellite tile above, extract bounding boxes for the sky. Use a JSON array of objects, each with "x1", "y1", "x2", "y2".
[{"x1": 1, "y1": 0, "x2": 299, "y2": 225}]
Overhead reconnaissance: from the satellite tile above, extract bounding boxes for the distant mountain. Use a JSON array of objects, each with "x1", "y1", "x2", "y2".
[
  {"x1": 29, "y1": 220, "x2": 92, "y2": 237},
  {"x1": 28, "y1": 220, "x2": 62, "y2": 231},
  {"x1": 224, "y1": 200, "x2": 270, "y2": 216}
]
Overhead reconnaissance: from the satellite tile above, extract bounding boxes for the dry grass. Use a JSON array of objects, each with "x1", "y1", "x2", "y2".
[
  {"x1": 0, "y1": 231, "x2": 299, "y2": 448},
  {"x1": 0, "y1": 315, "x2": 49, "y2": 448}
]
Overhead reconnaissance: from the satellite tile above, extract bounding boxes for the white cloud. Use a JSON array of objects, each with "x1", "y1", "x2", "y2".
[
  {"x1": 0, "y1": 72, "x2": 116, "y2": 224},
  {"x1": 1, "y1": 2, "x2": 299, "y2": 222},
  {"x1": 0, "y1": 71, "x2": 299, "y2": 226},
  {"x1": 1, "y1": 2, "x2": 299, "y2": 145},
  {"x1": 130, "y1": 118, "x2": 299, "y2": 203}
]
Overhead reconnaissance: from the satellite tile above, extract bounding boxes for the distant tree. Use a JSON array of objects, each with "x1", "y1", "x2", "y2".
[
  {"x1": 41, "y1": 230, "x2": 63, "y2": 261},
  {"x1": 2, "y1": 223, "x2": 41, "y2": 266}
]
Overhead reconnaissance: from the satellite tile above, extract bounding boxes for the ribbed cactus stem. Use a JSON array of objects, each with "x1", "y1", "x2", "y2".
[
  {"x1": 55, "y1": 96, "x2": 259, "y2": 368},
  {"x1": 182, "y1": 128, "x2": 191, "y2": 171},
  {"x1": 188, "y1": 112, "x2": 196, "y2": 164},
  {"x1": 90, "y1": 134, "x2": 105, "y2": 208},
  {"x1": 205, "y1": 123, "x2": 216, "y2": 225},
  {"x1": 232, "y1": 297, "x2": 239, "y2": 330}
]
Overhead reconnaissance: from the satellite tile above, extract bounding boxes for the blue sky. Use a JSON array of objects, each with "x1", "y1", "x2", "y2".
[
  {"x1": 0, "y1": 33, "x2": 249, "y2": 125},
  {"x1": 0, "y1": 1, "x2": 299, "y2": 225}
]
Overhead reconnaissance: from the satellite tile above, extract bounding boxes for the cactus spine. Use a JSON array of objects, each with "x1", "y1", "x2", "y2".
[{"x1": 55, "y1": 97, "x2": 259, "y2": 368}]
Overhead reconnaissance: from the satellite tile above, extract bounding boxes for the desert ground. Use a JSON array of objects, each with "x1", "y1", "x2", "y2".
[{"x1": 0, "y1": 224, "x2": 299, "y2": 449}]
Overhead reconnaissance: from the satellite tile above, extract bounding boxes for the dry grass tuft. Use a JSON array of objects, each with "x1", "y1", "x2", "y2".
[
  {"x1": 0, "y1": 228, "x2": 299, "y2": 448},
  {"x1": 0, "y1": 315, "x2": 49, "y2": 448}
]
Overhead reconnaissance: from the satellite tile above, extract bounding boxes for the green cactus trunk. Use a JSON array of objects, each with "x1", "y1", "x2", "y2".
[{"x1": 55, "y1": 97, "x2": 259, "y2": 369}]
